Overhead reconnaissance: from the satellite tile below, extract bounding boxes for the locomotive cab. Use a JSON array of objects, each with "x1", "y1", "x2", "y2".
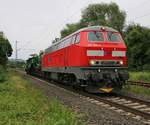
[{"x1": 84, "y1": 27, "x2": 127, "y2": 68}]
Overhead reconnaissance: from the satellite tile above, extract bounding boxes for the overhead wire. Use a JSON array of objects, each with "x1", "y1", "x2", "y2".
[
  {"x1": 28, "y1": 0, "x2": 87, "y2": 56},
  {"x1": 127, "y1": 0, "x2": 150, "y2": 13},
  {"x1": 3, "y1": 0, "x2": 93, "y2": 59},
  {"x1": 32, "y1": 0, "x2": 92, "y2": 46},
  {"x1": 133, "y1": 12, "x2": 150, "y2": 20},
  {"x1": 126, "y1": 0, "x2": 150, "y2": 25}
]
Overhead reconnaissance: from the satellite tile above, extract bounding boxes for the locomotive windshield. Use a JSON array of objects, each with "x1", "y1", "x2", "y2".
[
  {"x1": 107, "y1": 32, "x2": 122, "y2": 42},
  {"x1": 88, "y1": 31, "x2": 122, "y2": 42},
  {"x1": 88, "y1": 31, "x2": 104, "y2": 42}
]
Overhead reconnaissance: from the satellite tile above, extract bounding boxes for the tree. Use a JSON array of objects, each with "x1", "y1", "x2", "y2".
[
  {"x1": 60, "y1": 2, "x2": 126, "y2": 38},
  {"x1": 81, "y1": 2, "x2": 126, "y2": 33},
  {"x1": 61, "y1": 23, "x2": 82, "y2": 38},
  {"x1": 125, "y1": 24, "x2": 150, "y2": 70},
  {"x1": 0, "y1": 33, "x2": 13, "y2": 67}
]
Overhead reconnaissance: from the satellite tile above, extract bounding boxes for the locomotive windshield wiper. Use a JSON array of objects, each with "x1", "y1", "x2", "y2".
[
  {"x1": 93, "y1": 31, "x2": 104, "y2": 42},
  {"x1": 107, "y1": 32, "x2": 121, "y2": 42},
  {"x1": 107, "y1": 32, "x2": 113, "y2": 40},
  {"x1": 94, "y1": 31, "x2": 103, "y2": 39}
]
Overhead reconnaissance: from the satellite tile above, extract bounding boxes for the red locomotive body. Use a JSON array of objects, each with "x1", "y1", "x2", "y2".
[{"x1": 42, "y1": 26, "x2": 129, "y2": 93}]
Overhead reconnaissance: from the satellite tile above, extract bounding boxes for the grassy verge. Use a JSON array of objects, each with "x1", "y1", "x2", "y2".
[
  {"x1": 0, "y1": 71, "x2": 84, "y2": 125},
  {"x1": 129, "y1": 71, "x2": 150, "y2": 83},
  {"x1": 123, "y1": 85, "x2": 150, "y2": 96},
  {"x1": 124, "y1": 72, "x2": 150, "y2": 96},
  {"x1": 0, "y1": 65, "x2": 7, "y2": 82}
]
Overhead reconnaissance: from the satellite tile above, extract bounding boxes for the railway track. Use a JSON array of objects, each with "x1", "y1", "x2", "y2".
[
  {"x1": 17, "y1": 70, "x2": 150, "y2": 124},
  {"x1": 128, "y1": 80, "x2": 150, "y2": 88},
  {"x1": 84, "y1": 93, "x2": 150, "y2": 120},
  {"x1": 78, "y1": 93, "x2": 150, "y2": 124}
]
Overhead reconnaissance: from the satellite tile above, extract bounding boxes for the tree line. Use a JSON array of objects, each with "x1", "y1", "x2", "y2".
[{"x1": 60, "y1": 2, "x2": 150, "y2": 71}]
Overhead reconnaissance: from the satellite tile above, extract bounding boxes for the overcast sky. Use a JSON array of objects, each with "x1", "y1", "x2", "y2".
[{"x1": 0, "y1": 0, "x2": 150, "y2": 60}]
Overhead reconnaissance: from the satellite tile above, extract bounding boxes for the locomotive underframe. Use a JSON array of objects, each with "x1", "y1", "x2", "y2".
[{"x1": 42, "y1": 67, "x2": 129, "y2": 90}]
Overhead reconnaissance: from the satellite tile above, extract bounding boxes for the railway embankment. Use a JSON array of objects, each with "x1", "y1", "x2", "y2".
[{"x1": 0, "y1": 70, "x2": 84, "y2": 125}]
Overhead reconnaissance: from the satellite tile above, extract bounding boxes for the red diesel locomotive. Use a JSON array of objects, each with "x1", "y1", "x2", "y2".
[{"x1": 41, "y1": 26, "x2": 129, "y2": 93}]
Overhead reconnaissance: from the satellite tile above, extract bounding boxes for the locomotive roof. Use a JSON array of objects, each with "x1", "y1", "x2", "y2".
[
  {"x1": 77, "y1": 26, "x2": 118, "y2": 33},
  {"x1": 54, "y1": 26, "x2": 118, "y2": 44},
  {"x1": 45, "y1": 26, "x2": 118, "y2": 53},
  {"x1": 63, "y1": 26, "x2": 118, "y2": 39}
]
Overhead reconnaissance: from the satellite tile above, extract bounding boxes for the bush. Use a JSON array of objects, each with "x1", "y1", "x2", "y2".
[{"x1": 0, "y1": 65, "x2": 7, "y2": 82}]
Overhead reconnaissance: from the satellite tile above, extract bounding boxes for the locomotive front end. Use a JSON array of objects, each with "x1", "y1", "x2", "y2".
[{"x1": 82, "y1": 26, "x2": 129, "y2": 93}]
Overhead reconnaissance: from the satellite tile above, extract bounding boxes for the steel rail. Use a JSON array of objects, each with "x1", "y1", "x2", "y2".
[
  {"x1": 127, "y1": 80, "x2": 150, "y2": 88},
  {"x1": 114, "y1": 92, "x2": 150, "y2": 106}
]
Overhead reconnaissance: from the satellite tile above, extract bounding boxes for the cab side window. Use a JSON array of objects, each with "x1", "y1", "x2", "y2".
[
  {"x1": 75, "y1": 34, "x2": 80, "y2": 44},
  {"x1": 72, "y1": 35, "x2": 76, "y2": 44}
]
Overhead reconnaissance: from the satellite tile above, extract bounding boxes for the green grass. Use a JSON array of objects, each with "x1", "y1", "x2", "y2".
[
  {"x1": 129, "y1": 71, "x2": 150, "y2": 83},
  {"x1": 0, "y1": 71, "x2": 84, "y2": 125},
  {"x1": 124, "y1": 72, "x2": 150, "y2": 96},
  {"x1": 0, "y1": 65, "x2": 7, "y2": 82},
  {"x1": 123, "y1": 85, "x2": 150, "y2": 96}
]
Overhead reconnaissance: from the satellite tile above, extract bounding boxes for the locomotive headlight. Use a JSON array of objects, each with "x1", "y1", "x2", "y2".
[
  {"x1": 89, "y1": 60, "x2": 95, "y2": 65},
  {"x1": 119, "y1": 61, "x2": 123, "y2": 65}
]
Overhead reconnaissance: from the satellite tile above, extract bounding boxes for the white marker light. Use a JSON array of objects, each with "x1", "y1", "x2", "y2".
[
  {"x1": 120, "y1": 61, "x2": 123, "y2": 65},
  {"x1": 90, "y1": 60, "x2": 95, "y2": 65}
]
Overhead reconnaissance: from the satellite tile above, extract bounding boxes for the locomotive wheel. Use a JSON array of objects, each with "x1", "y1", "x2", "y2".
[{"x1": 72, "y1": 79, "x2": 86, "y2": 91}]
